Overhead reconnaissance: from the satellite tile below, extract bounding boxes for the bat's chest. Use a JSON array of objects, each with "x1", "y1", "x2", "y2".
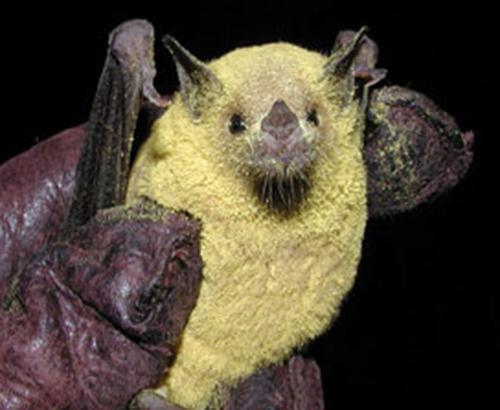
[
  {"x1": 185, "y1": 213, "x2": 355, "y2": 358},
  {"x1": 199, "y1": 218, "x2": 353, "y2": 336},
  {"x1": 161, "y1": 211, "x2": 362, "y2": 407}
]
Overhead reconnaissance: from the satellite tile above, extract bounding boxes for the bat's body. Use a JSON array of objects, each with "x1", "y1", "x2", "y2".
[
  {"x1": 127, "y1": 41, "x2": 367, "y2": 408},
  {"x1": 0, "y1": 19, "x2": 473, "y2": 410}
]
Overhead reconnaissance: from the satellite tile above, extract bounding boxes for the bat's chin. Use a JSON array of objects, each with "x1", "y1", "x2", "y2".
[
  {"x1": 249, "y1": 132, "x2": 314, "y2": 214},
  {"x1": 253, "y1": 170, "x2": 310, "y2": 214}
]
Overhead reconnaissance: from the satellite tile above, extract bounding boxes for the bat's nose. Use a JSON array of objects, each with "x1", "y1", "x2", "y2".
[{"x1": 261, "y1": 99, "x2": 300, "y2": 141}]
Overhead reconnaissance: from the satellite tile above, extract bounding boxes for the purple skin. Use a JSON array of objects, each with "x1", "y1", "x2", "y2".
[
  {"x1": 334, "y1": 30, "x2": 473, "y2": 217},
  {"x1": 333, "y1": 30, "x2": 387, "y2": 91},
  {"x1": 223, "y1": 356, "x2": 324, "y2": 410},
  {"x1": 0, "y1": 200, "x2": 202, "y2": 410},
  {"x1": 0, "y1": 126, "x2": 86, "y2": 305},
  {"x1": 364, "y1": 85, "x2": 474, "y2": 216}
]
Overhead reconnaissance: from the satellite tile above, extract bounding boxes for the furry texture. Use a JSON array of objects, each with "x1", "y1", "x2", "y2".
[{"x1": 127, "y1": 43, "x2": 367, "y2": 408}]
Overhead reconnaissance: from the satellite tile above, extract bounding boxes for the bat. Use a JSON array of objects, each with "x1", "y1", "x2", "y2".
[
  {"x1": 0, "y1": 19, "x2": 473, "y2": 409},
  {"x1": 125, "y1": 22, "x2": 473, "y2": 409}
]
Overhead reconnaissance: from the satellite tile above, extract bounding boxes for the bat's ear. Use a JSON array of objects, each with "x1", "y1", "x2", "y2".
[
  {"x1": 364, "y1": 86, "x2": 474, "y2": 218},
  {"x1": 322, "y1": 26, "x2": 368, "y2": 103},
  {"x1": 163, "y1": 35, "x2": 223, "y2": 120}
]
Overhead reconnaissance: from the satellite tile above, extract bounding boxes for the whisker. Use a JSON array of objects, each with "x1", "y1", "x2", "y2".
[
  {"x1": 253, "y1": 164, "x2": 311, "y2": 215},
  {"x1": 260, "y1": 172, "x2": 267, "y2": 203},
  {"x1": 290, "y1": 175, "x2": 296, "y2": 207},
  {"x1": 277, "y1": 177, "x2": 286, "y2": 207},
  {"x1": 269, "y1": 175, "x2": 274, "y2": 209},
  {"x1": 296, "y1": 168, "x2": 309, "y2": 187}
]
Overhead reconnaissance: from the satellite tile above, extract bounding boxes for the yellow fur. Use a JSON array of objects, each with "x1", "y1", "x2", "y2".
[{"x1": 127, "y1": 43, "x2": 367, "y2": 409}]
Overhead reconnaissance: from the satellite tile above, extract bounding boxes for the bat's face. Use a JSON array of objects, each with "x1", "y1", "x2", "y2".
[
  {"x1": 131, "y1": 32, "x2": 368, "y2": 218},
  {"x1": 150, "y1": 39, "x2": 365, "y2": 216},
  {"x1": 208, "y1": 44, "x2": 331, "y2": 212}
]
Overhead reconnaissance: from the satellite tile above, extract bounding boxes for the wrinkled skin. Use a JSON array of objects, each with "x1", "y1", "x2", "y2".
[
  {"x1": 335, "y1": 30, "x2": 473, "y2": 216},
  {"x1": 0, "y1": 199, "x2": 202, "y2": 409},
  {"x1": 0, "y1": 126, "x2": 86, "y2": 304},
  {"x1": 364, "y1": 85, "x2": 474, "y2": 215},
  {"x1": 223, "y1": 356, "x2": 324, "y2": 410}
]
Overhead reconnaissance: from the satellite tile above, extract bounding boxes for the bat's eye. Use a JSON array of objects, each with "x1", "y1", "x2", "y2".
[
  {"x1": 306, "y1": 109, "x2": 319, "y2": 126},
  {"x1": 229, "y1": 114, "x2": 247, "y2": 134}
]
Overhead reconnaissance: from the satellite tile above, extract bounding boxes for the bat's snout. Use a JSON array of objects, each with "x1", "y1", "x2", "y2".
[
  {"x1": 252, "y1": 99, "x2": 313, "y2": 177},
  {"x1": 261, "y1": 99, "x2": 301, "y2": 143}
]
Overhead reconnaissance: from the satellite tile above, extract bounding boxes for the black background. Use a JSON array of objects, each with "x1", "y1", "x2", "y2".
[{"x1": 7, "y1": 4, "x2": 498, "y2": 409}]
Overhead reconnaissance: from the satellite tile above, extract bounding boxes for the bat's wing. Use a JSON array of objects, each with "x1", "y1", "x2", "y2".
[
  {"x1": 0, "y1": 19, "x2": 167, "y2": 307},
  {"x1": 61, "y1": 19, "x2": 168, "y2": 237},
  {"x1": 2, "y1": 18, "x2": 204, "y2": 410},
  {"x1": 364, "y1": 85, "x2": 474, "y2": 217},
  {"x1": 0, "y1": 126, "x2": 84, "y2": 305},
  {"x1": 334, "y1": 30, "x2": 474, "y2": 217},
  {"x1": 0, "y1": 199, "x2": 202, "y2": 410}
]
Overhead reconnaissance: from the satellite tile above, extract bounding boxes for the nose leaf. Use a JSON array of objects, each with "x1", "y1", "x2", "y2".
[{"x1": 261, "y1": 100, "x2": 300, "y2": 141}]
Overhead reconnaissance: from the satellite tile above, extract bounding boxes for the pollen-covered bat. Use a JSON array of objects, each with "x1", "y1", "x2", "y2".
[
  {"x1": 1, "y1": 19, "x2": 473, "y2": 410},
  {"x1": 125, "y1": 24, "x2": 473, "y2": 409}
]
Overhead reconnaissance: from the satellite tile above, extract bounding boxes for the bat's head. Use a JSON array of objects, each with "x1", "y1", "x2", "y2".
[{"x1": 156, "y1": 29, "x2": 367, "y2": 214}]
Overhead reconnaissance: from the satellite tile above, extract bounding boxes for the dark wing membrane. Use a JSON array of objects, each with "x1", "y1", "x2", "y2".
[
  {"x1": 62, "y1": 19, "x2": 166, "y2": 238},
  {"x1": 364, "y1": 85, "x2": 474, "y2": 217}
]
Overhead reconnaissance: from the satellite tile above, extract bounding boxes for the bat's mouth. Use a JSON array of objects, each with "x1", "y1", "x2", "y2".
[
  {"x1": 254, "y1": 173, "x2": 310, "y2": 214},
  {"x1": 250, "y1": 99, "x2": 314, "y2": 214}
]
